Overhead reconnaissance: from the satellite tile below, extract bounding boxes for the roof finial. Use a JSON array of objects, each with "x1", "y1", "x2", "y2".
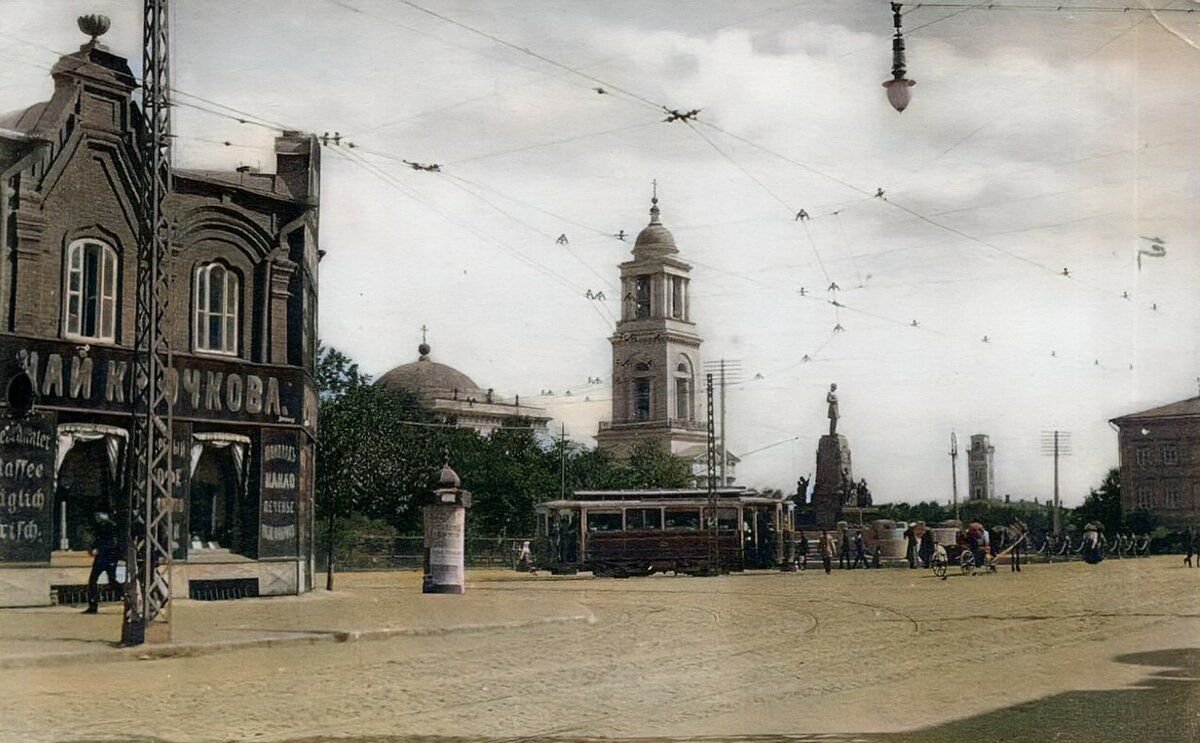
[
  {"x1": 418, "y1": 324, "x2": 430, "y2": 359},
  {"x1": 649, "y1": 179, "x2": 660, "y2": 225}
]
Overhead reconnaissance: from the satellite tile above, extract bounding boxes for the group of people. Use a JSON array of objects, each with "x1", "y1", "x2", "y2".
[
  {"x1": 1037, "y1": 529, "x2": 1152, "y2": 563},
  {"x1": 795, "y1": 529, "x2": 883, "y2": 574}
]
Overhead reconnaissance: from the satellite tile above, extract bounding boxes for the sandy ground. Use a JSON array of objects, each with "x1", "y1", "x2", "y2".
[{"x1": 1, "y1": 557, "x2": 1198, "y2": 742}]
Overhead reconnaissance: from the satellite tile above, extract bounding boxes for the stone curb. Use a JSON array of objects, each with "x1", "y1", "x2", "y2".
[{"x1": 0, "y1": 611, "x2": 595, "y2": 670}]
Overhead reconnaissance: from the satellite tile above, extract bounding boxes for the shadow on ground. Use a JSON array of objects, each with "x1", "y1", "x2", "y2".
[{"x1": 62, "y1": 648, "x2": 1199, "y2": 743}]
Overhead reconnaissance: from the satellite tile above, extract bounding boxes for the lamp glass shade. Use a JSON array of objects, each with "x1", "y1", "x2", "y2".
[{"x1": 883, "y1": 77, "x2": 915, "y2": 112}]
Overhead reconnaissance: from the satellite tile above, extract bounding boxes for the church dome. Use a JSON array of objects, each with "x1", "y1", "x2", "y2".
[
  {"x1": 375, "y1": 345, "x2": 480, "y2": 398},
  {"x1": 633, "y1": 195, "x2": 678, "y2": 255}
]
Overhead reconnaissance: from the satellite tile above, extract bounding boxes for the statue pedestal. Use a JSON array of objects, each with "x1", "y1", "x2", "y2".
[{"x1": 812, "y1": 434, "x2": 852, "y2": 526}]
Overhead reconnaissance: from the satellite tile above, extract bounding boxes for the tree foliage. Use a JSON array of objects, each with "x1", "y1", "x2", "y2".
[
  {"x1": 315, "y1": 345, "x2": 694, "y2": 537},
  {"x1": 1075, "y1": 467, "x2": 1122, "y2": 534}
]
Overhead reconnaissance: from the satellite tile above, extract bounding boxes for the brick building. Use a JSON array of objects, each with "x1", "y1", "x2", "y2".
[
  {"x1": 1110, "y1": 396, "x2": 1200, "y2": 528},
  {"x1": 0, "y1": 24, "x2": 320, "y2": 606}
]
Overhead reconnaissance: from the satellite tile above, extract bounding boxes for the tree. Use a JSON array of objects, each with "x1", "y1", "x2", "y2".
[
  {"x1": 1074, "y1": 467, "x2": 1122, "y2": 535},
  {"x1": 623, "y1": 438, "x2": 693, "y2": 489},
  {"x1": 316, "y1": 342, "x2": 370, "y2": 400}
]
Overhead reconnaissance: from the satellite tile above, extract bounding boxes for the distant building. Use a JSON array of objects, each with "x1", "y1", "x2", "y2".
[
  {"x1": 375, "y1": 342, "x2": 549, "y2": 435},
  {"x1": 1110, "y1": 396, "x2": 1200, "y2": 527},
  {"x1": 967, "y1": 434, "x2": 996, "y2": 501},
  {"x1": 594, "y1": 192, "x2": 734, "y2": 485}
]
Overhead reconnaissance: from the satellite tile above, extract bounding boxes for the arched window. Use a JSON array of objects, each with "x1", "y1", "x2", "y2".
[
  {"x1": 674, "y1": 355, "x2": 694, "y2": 421},
  {"x1": 64, "y1": 239, "x2": 118, "y2": 341},
  {"x1": 194, "y1": 262, "x2": 240, "y2": 355}
]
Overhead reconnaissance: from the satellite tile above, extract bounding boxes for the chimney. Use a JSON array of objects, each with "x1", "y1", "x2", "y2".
[{"x1": 275, "y1": 130, "x2": 320, "y2": 205}]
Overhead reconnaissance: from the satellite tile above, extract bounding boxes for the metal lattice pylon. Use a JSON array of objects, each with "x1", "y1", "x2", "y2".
[
  {"x1": 122, "y1": 0, "x2": 174, "y2": 646},
  {"x1": 705, "y1": 373, "x2": 718, "y2": 572}
]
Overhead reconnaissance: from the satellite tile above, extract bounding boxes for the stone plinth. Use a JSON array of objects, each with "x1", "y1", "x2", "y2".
[{"x1": 812, "y1": 434, "x2": 852, "y2": 526}]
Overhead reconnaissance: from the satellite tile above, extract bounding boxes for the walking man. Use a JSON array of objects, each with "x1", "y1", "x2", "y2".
[
  {"x1": 839, "y1": 529, "x2": 851, "y2": 570},
  {"x1": 1011, "y1": 520, "x2": 1027, "y2": 572},
  {"x1": 1185, "y1": 528, "x2": 1194, "y2": 568},
  {"x1": 852, "y1": 531, "x2": 868, "y2": 569},
  {"x1": 796, "y1": 531, "x2": 809, "y2": 571},
  {"x1": 84, "y1": 512, "x2": 120, "y2": 614},
  {"x1": 819, "y1": 529, "x2": 834, "y2": 574}
]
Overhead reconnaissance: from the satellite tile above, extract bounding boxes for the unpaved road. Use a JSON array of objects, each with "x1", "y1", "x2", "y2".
[{"x1": 3, "y1": 557, "x2": 1199, "y2": 742}]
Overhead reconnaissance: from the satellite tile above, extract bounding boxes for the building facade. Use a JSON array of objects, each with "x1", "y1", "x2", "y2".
[
  {"x1": 375, "y1": 342, "x2": 549, "y2": 435},
  {"x1": 1110, "y1": 397, "x2": 1200, "y2": 527},
  {"x1": 0, "y1": 27, "x2": 320, "y2": 606},
  {"x1": 595, "y1": 194, "x2": 710, "y2": 461},
  {"x1": 967, "y1": 434, "x2": 995, "y2": 501}
]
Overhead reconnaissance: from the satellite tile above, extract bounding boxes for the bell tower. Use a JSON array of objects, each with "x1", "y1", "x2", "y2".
[{"x1": 596, "y1": 188, "x2": 707, "y2": 459}]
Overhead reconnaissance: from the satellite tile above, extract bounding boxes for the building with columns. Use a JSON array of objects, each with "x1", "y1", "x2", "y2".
[{"x1": 596, "y1": 193, "x2": 717, "y2": 471}]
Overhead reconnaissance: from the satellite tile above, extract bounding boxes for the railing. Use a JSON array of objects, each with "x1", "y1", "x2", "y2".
[
  {"x1": 598, "y1": 418, "x2": 707, "y2": 432},
  {"x1": 315, "y1": 535, "x2": 532, "y2": 573}
]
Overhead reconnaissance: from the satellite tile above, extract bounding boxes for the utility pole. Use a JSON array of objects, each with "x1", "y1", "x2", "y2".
[
  {"x1": 122, "y1": 0, "x2": 175, "y2": 647},
  {"x1": 1041, "y1": 430, "x2": 1072, "y2": 535},
  {"x1": 703, "y1": 359, "x2": 741, "y2": 486},
  {"x1": 559, "y1": 423, "x2": 567, "y2": 500},
  {"x1": 949, "y1": 431, "x2": 959, "y2": 521}
]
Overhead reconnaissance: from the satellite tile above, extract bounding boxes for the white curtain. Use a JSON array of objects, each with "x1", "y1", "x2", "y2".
[{"x1": 55, "y1": 423, "x2": 127, "y2": 481}]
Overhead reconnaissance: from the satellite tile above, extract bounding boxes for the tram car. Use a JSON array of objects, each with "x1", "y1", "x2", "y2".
[{"x1": 534, "y1": 488, "x2": 788, "y2": 577}]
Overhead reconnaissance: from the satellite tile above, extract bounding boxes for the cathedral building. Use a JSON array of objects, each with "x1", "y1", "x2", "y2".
[
  {"x1": 597, "y1": 193, "x2": 727, "y2": 479},
  {"x1": 375, "y1": 341, "x2": 549, "y2": 435}
]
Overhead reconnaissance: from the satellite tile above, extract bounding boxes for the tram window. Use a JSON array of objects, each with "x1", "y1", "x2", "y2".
[
  {"x1": 587, "y1": 512, "x2": 624, "y2": 533},
  {"x1": 626, "y1": 508, "x2": 662, "y2": 530},
  {"x1": 664, "y1": 509, "x2": 701, "y2": 530},
  {"x1": 717, "y1": 509, "x2": 738, "y2": 532}
]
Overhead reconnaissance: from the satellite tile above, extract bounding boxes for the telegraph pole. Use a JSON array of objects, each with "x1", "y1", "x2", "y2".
[
  {"x1": 559, "y1": 423, "x2": 567, "y2": 500},
  {"x1": 949, "y1": 431, "x2": 959, "y2": 521},
  {"x1": 703, "y1": 359, "x2": 741, "y2": 486},
  {"x1": 1041, "y1": 430, "x2": 1072, "y2": 535},
  {"x1": 123, "y1": 0, "x2": 175, "y2": 646}
]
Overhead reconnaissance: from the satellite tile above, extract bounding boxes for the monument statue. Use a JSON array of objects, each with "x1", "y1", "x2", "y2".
[{"x1": 826, "y1": 383, "x2": 839, "y2": 436}]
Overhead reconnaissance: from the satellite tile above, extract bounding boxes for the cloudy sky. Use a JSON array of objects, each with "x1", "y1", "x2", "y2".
[{"x1": 3, "y1": 1, "x2": 1199, "y2": 505}]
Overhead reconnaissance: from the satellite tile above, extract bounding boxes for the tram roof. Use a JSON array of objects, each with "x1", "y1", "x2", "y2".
[{"x1": 570, "y1": 487, "x2": 752, "y2": 500}]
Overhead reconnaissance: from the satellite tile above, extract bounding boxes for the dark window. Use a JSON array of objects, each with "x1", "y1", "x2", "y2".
[
  {"x1": 664, "y1": 509, "x2": 701, "y2": 530},
  {"x1": 634, "y1": 379, "x2": 651, "y2": 421},
  {"x1": 1162, "y1": 444, "x2": 1179, "y2": 465},
  {"x1": 671, "y1": 276, "x2": 684, "y2": 319},
  {"x1": 717, "y1": 508, "x2": 738, "y2": 532},
  {"x1": 635, "y1": 275, "x2": 651, "y2": 318},
  {"x1": 626, "y1": 508, "x2": 662, "y2": 531},
  {"x1": 587, "y1": 512, "x2": 623, "y2": 533}
]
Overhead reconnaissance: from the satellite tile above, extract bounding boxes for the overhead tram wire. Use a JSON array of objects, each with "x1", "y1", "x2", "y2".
[
  {"x1": 323, "y1": 0, "x2": 1169, "y2": 309},
  {"x1": 894, "y1": 2, "x2": 1197, "y2": 13},
  {"x1": 326, "y1": 145, "x2": 617, "y2": 330}
]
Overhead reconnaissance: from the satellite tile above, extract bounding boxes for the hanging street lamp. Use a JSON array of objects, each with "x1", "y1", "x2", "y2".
[{"x1": 883, "y1": 2, "x2": 916, "y2": 112}]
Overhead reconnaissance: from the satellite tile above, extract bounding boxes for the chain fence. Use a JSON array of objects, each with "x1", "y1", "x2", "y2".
[{"x1": 315, "y1": 534, "x2": 531, "y2": 573}]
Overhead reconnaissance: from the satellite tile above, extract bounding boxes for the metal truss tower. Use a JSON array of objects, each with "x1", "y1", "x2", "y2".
[
  {"x1": 122, "y1": 0, "x2": 174, "y2": 646},
  {"x1": 705, "y1": 373, "x2": 718, "y2": 572}
]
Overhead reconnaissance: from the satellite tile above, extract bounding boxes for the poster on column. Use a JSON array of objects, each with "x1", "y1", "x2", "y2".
[
  {"x1": 0, "y1": 412, "x2": 56, "y2": 563},
  {"x1": 170, "y1": 423, "x2": 192, "y2": 560},
  {"x1": 259, "y1": 428, "x2": 300, "y2": 558}
]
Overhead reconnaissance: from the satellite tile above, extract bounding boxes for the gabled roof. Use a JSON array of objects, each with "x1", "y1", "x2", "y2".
[{"x1": 1111, "y1": 396, "x2": 1200, "y2": 424}]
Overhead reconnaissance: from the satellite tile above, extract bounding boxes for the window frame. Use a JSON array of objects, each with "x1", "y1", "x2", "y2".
[
  {"x1": 63, "y1": 238, "x2": 118, "y2": 343},
  {"x1": 193, "y1": 261, "x2": 241, "y2": 356},
  {"x1": 1162, "y1": 444, "x2": 1179, "y2": 466}
]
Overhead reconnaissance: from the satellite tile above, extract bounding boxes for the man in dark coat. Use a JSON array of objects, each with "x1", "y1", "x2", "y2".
[{"x1": 84, "y1": 512, "x2": 120, "y2": 614}]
